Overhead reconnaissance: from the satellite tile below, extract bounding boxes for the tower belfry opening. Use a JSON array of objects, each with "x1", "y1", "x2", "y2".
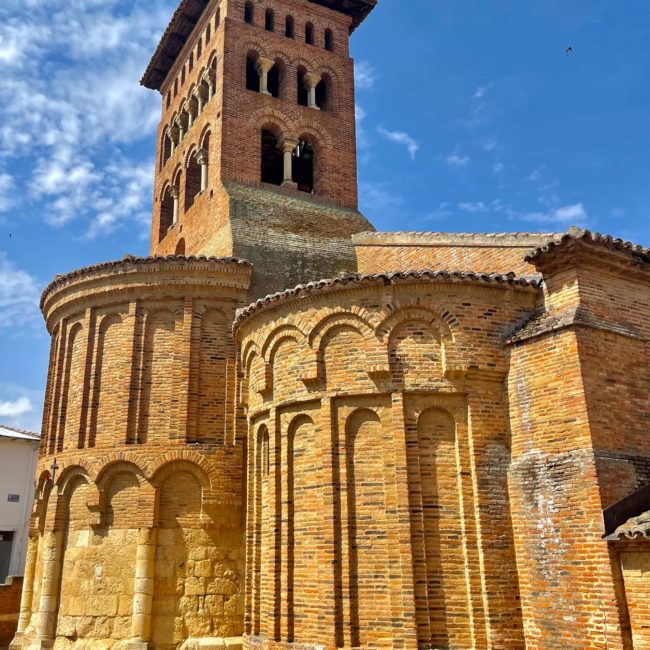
[
  {"x1": 261, "y1": 130, "x2": 283, "y2": 186},
  {"x1": 293, "y1": 140, "x2": 315, "y2": 193}
]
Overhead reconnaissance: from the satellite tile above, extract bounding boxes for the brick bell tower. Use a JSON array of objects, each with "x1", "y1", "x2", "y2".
[{"x1": 142, "y1": 0, "x2": 377, "y2": 298}]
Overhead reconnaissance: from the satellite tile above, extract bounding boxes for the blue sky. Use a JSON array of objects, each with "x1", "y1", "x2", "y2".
[{"x1": 0, "y1": 0, "x2": 648, "y2": 431}]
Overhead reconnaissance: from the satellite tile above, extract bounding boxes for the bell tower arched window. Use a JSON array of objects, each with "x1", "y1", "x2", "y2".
[
  {"x1": 261, "y1": 130, "x2": 283, "y2": 186},
  {"x1": 159, "y1": 187, "x2": 174, "y2": 242},
  {"x1": 265, "y1": 9, "x2": 274, "y2": 31},
  {"x1": 185, "y1": 152, "x2": 202, "y2": 211},
  {"x1": 246, "y1": 52, "x2": 260, "y2": 92},
  {"x1": 316, "y1": 76, "x2": 329, "y2": 111},
  {"x1": 293, "y1": 139, "x2": 315, "y2": 194},
  {"x1": 285, "y1": 15, "x2": 295, "y2": 38},
  {"x1": 325, "y1": 29, "x2": 334, "y2": 51},
  {"x1": 268, "y1": 61, "x2": 281, "y2": 98},
  {"x1": 297, "y1": 67, "x2": 308, "y2": 106},
  {"x1": 244, "y1": 1, "x2": 254, "y2": 24},
  {"x1": 305, "y1": 22, "x2": 314, "y2": 45}
]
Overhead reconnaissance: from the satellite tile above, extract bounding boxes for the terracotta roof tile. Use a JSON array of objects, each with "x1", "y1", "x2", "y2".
[
  {"x1": 40, "y1": 255, "x2": 251, "y2": 310},
  {"x1": 234, "y1": 269, "x2": 540, "y2": 330},
  {"x1": 525, "y1": 226, "x2": 650, "y2": 266}
]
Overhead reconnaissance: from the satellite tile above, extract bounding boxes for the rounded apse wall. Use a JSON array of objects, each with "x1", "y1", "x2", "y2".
[
  {"x1": 17, "y1": 256, "x2": 251, "y2": 649},
  {"x1": 235, "y1": 271, "x2": 539, "y2": 650}
]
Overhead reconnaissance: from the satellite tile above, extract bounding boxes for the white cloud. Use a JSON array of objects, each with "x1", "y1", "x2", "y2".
[
  {"x1": 0, "y1": 174, "x2": 14, "y2": 212},
  {"x1": 377, "y1": 126, "x2": 419, "y2": 160},
  {"x1": 473, "y1": 84, "x2": 491, "y2": 100},
  {"x1": 0, "y1": 0, "x2": 173, "y2": 235},
  {"x1": 527, "y1": 170, "x2": 542, "y2": 182},
  {"x1": 493, "y1": 162, "x2": 505, "y2": 174},
  {"x1": 0, "y1": 382, "x2": 43, "y2": 432},
  {"x1": 0, "y1": 253, "x2": 41, "y2": 329},
  {"x1": 424, "y1": 202, "x2": 453, "y2": 221},
  {"x1": 458, "y1": 201, "x2": 488, "y2": 213},
  {"x1": 521, "y1": 202, "x2": 589, "y2": 226},
  {"x1": 0, "y1": 396, "x2": 32, "y2": 418},
  {"x1": 359, "y1": 181, "x2": 403, "y2": 214},
  {"x1": 445, "y1": 149, "x2": 470, "y2": 167},
  {"x1": 355, "y1": 61, "x2": 378, "y2": 90}
]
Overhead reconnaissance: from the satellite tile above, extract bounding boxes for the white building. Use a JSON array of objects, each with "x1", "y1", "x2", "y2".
[{"x1": 0, "y1": 425, "x2": 40, "y2": 583}]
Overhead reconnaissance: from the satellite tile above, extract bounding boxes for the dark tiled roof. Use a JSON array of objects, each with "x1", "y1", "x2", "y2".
[
  {"x1": 0, "y1": 424, "x2": 40, "y2": 441},
  {"x1": 40, "y1": 255, "x2": 251, "y2": 310},
  {"x1": 604, "y1": 483, "x2": 650, "y2": 541},
  {"x1": 526, "y1": 226, "x2": 650, "y2": 266},
  {"x1": 141, "y1": 0, "x2": 377, "y2": 91},
  {"x1": 234, "y1": 269, "x2": 540, "y2": 330}
]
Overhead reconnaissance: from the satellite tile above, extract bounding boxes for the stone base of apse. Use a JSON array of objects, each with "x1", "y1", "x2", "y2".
[
  {"x1": 11, "y1": 637, "x2": 243, "y2": 650},
  {"x1": 180, "y1": 637, "x2": 244, "y2": 650},
  {"x1": 246, "y1": 637, "x2": 342, "y2": 650}
]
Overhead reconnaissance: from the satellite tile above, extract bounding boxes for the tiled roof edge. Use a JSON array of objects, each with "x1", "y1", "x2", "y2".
[
  {"x1": 40, "y1": 255, "x2": 251, "y2": 310},
  {"x1": 353, "y1": 231, "x2": 563, "y2": 248},
  {"x1": 0, "y1": 424, "x2": 40, "y2": 440},
  {"x1": 525, "y1": 226, "x2": 650, "y2": 266},
  {"x1": 234, "y1": 269, "x2": 540, "y2": 330}
]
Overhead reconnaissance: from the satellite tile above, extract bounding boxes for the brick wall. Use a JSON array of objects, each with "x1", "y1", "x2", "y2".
[
  {"x1": 150, "y1": 0, "x2": 373, "y2": 302},
  {"x1": 236, "y1": 273, "x2": 539, "y2": 650},
  {"x1": 0, "y1": 576, "x2": 23, "y2": 646},
  {"x1": 354, "y1": 231, "x2": 562, "y2": 276},
  {"x1": 17, "y1": 257, "x2": 252, "y2": 648},
  {"x1": 506, "y1": 235, "x2": 650, "y2": 649}
]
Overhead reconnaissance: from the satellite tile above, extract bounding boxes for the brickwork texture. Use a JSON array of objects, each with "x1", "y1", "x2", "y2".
[{"x1": 11, "y1": 0, "x2": 650, "y2": 649}]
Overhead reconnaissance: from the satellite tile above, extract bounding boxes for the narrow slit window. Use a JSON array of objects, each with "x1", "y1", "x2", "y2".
[
  {"x1": 245, "y1": 1, "x2": 254, "y2": 24},
  {"x1": 285, "y1": 15, "x2": 294, "y2": 38},
  {"x1": 305, "y1": 22, "x2": 314, "y2": 45},
  {"x1": 325, "y1": 29, "x2": 334, "y2": 51},
  {"x1": 265, "y1": 9, "x2": 275, "y2": 32}
]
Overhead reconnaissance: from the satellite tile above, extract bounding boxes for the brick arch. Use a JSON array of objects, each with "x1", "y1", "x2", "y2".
[
  {"x1": 291, "y1": 55, "x2": 323, "y2": 73},
  {"x1": 159, "y1": 180, "x2": 172, "y2": 202},
  {"x1": 376, "y1": 307, "x2": 454, "y2": 343},
  {"x1": 249, "y1": 107, "x2": 296, "y2": 138},
  {"x1": 309, "y1": 311, "x2": 375, "y2": 350},
  {"x1": 261, "y1": 323, "x2": 308, "y2": 363},
  {"x1": 390, "y1": 296, "x2": 462, "y2": 332},
  {"x1": 294, "y1": 121, "x2": 334, "y2": 151},
  {"x1": 314, "y1": 63, "x2": 341, "y2": 113},
  {"x1": 95, "y1": 459, "x2": 147, "y2": 491},
  {"x1": 239, "y1": 35, "x2": 273, "y2": 58},
  {"x1": 242, "y1": 339, "x2": 261, "y2": 373},
  {"x1": 184, "y1": 144, "x2": 199, "y2": 167},
  {"x1": 149, "y1": 455, "x2": 212, "y2": 491},
  {"x1": 56, "y1": 459, "x2": 96, "y2": 492},
  {"x1": 171, "y1": 164, "x2": 183, "y2": 187},
  {"x1": 144, "y1": 303, "x2": 184, "y2": 322},
  {"x1": 199, "y1": 124, "x2": 212, "y2": 149}
]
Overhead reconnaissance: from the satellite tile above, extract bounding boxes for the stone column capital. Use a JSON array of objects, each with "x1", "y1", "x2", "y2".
[
  {"x1": 303, "y1": 72, "x2": 322, "y2": 89},
  {"x1": 256, "y1": 57, "x2": 275, "y2": 74},
  {"x1": 196, "y1": 148, "x2": 209, "y2": 165},
  {"x1": 204, "y1": 68, "x2": 217, "y2": 84},
  {"x1": 280, "y1": 137, "x2": 299, "y2": 154}
]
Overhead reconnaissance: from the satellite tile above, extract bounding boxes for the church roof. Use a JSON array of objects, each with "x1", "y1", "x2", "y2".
[
  {"x1": 40, "y1": 255, "x2": 251, "y2": 311},
  {"x1": 141, "y1": 0, "x2": 377, "y2": 90},
  {"x1": 0, "y1": 424, "x2": 40, "y2": 442},
  {"x1": 604, "y1": 483, "x2": 650, "y2": 541},
  {"x1": 234, "y1": 269, "x2": 540, "y2": 330},
  {"x1": 525, "y1": 226, "x2": 650, "y2": 267}
]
